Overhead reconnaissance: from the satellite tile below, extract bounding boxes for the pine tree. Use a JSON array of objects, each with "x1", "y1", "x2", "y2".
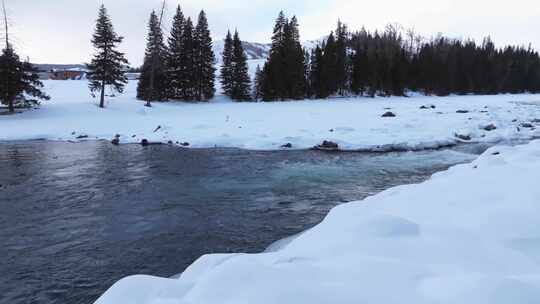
[
  {"x1": 178, "y1": 17, "x2": 195, "y2": 100},
  {"x1": 323, "y1": 33, "x2": 338, "y2": 96},
  {"x1": 309, "y1": 46, "x2": 325, "y2": 98},
  {"x1": 284, "y1": 16, "x2": 306, "y2": 99},
  {"x1": 0, "y1": 47, "x2": 49, "y2": 112},
  {"x1": 0, "y1": 1, "x2": 49, "y2": 113},
  {"x1": 193, "y1": 10, "x2": 215, "y2": 101},
  {"x1": 253, "y1": 64, "x2": 263, "y2": 101},
  {"x1": 86, "y1": 5, "x2": 129, "y2": 108},
  {"x1": 137, "y1": 11, "x2": 168, "y2": 104},
  {"x1": 262, "y1": 12, "x2": 306, "y2": 101},
  {"x1": 230, "y1": 30, "x2": 252, "y2": 101},
  {"x1": 350, "y1": 43, "x2": 366, "y2": 95},
  {"x1": 262, "y1": 11, "x2": 288, "y2": 101},
  {"x1": 166, "y1": 5, "x2": 185, "y2": 99},
  {"x1": 220, "y1": 30, "x2": 234, "y2": 97},
  {"x1": 271, "y1": 11, "x2": 287, "y2": 51},
  {"x1": 335, "y1": 20, "x2": 349, "y2": 95}
]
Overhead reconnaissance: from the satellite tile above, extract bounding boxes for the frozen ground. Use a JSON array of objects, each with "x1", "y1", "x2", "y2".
[
  {"x1": 95, "y1": 140, "x2": 540, "y2": 304},
  {"x1": 1, "y1": 80, "x2": 540, "y2": 151}
]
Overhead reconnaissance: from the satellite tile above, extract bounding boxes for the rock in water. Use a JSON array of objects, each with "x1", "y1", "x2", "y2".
[
  {"x1": 281, "y1": 143, "x2": 293, "y2": 149},
  {"x1": 456, "y1": 110, "x2": 469, "y2": 114},
  {"x1": 483, "y1": 124, "x2": 497, "y2": 131},
  {"x1": 316, "y1": 140, "x2": 339, "y2": 150},
  {"x1": 111, "y1": 134, "x2": 120, "y2": 145},
  {"x1": 141, "y1": 139, "x2": 149, "y2": 146},
  {"x1": 382, "y1": 111, "x2": 396, "y2": 118},
  {"x1": 455, "y1": 133, "x2": 472, "y2": 141}
]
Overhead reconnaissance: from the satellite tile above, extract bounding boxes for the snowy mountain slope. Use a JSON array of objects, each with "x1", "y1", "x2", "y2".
[
  {"x1": 95, "y1": 140, "x2": 540, "y2": 304},
  {"x1": 212, "y1": 37, "x2": 324, "y2": 63},
  {"x1": 213, "y1": 40, "x2": 271, "y2": 63},
  {"x1": 302, "y1": 36, "x2": 327, "y2": 50}
]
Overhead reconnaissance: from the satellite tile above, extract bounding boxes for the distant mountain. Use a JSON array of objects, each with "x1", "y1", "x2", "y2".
[
  {"x1": 302, "y1": 37, "x2": 327, "y2": 50},
  {"x1": 212, "y1": 38, "x2": 325, "y2": 64},
  {"x1": 213, "y1": 40, "x2": 271, "y2": 63}
]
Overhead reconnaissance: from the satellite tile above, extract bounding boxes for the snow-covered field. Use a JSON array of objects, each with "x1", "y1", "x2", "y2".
[
  {"x1": 95, "y1": 140, "x2": 540, "y2": 304},
  {"x1": 1, "y1": 80, "x2": 540, "y2": 151}
]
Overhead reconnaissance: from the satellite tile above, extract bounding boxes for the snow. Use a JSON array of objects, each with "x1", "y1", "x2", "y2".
[
  {"x1": 212, "y1": 40, "x2": 271, "y2": 63},
  {"x1": 94, "y1": 140, "x2": 540, "y2": 304},
  {"x1": 1, "y1": 78, "x2": 540, "y2": 151}
]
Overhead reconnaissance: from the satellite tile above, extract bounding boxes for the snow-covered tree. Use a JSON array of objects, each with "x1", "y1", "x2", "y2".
[{"x1": 86, "y1": 5, "x2": 129, "y2": 108}]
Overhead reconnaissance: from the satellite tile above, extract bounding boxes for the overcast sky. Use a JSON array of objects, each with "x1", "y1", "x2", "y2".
[{"x1": 5, "y1": 0, "x2": 540, "y2": 66}]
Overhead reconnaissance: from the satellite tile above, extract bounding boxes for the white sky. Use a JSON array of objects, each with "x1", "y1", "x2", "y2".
[{"x1": 5, "y1": 0, "x2": 540, "y2": 66}]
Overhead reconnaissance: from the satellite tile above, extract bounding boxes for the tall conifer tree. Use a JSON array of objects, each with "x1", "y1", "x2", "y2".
[
  {"x1": 335, "y1": 20, "x2": 349, "y2": 95},
  {"x1": 253, "y1": 65, "x2": 264, "y2": 101},
  {"x1": 178, "y1": 17, "x2": 195, "y2": 100},
  {"x1": 87, "y1": 5, "x2": 128, "y2": 108},
  {"x1": 262, "y1": 11, "x2": 287, "y2": 101},
  {"x1": 137, "y1": 11, "x2": 168, "y2": 104},
  {"x1": 193, "y1": 11, "x2": 215, "y2": 101},
  {"x1": 220, "y1": 30, "x2": 234, "y2": 97},
  {"x1": 262, "y1": 12, "x2": 306, "y2": 101},
  {"x1": 167, "y1": 5, "x2": 185, "y2": 99},
  {"x1": 284, "y1": 16, "x2": 306, "y2": 99},
  {"x1": 230, "y1": 30, "x2": 252, "y2": 101}
]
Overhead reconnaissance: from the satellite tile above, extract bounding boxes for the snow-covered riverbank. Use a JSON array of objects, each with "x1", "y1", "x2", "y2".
[
  {"x1": 95, "y1": 140, "x2": 540, "y2": 304},
  {"x1": 1, "y1": 80, "x2": 540, "y2": 151}
]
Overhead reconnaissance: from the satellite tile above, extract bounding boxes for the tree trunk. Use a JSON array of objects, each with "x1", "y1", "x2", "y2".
[
  {"x1": 147, "y1": 57, "x2": 154, "y2": 107},
  {"x1": 8, "y1": 97, "x2": 14, "y2": 113},
  {"x1": 99, "y1": 80, "x2": 105, "y2": 108}
]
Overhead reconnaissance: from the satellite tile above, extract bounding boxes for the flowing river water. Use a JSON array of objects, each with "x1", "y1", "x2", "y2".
[{"x1": 0, "y1": 140, "x2": 490, "y2": 303}]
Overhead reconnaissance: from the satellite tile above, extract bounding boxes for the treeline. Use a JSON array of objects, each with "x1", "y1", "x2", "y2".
[
  {"x1": 137, "y1": 6, "x2": 216, "y2": 105},
  {"x1": 260, "y1": 15, "x2": 540, "y2": 100},
  {"x1": 80, "y1": 6, "x2": 540, "y2": 106},
  {"x1": 136, "y1": 5, "x2": 257, "y2": 103},
  {"x1": 3, "y1": 4, "x2": 540, "y2": 112}
]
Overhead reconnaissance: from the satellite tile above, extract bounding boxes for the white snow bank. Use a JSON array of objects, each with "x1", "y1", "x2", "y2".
[
  {"x1": 95, "y1": 140, "x2": 540, "y2": 304},
  {"x1": 1, "y1": 80, "x2": 540, "y2": 151}
]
